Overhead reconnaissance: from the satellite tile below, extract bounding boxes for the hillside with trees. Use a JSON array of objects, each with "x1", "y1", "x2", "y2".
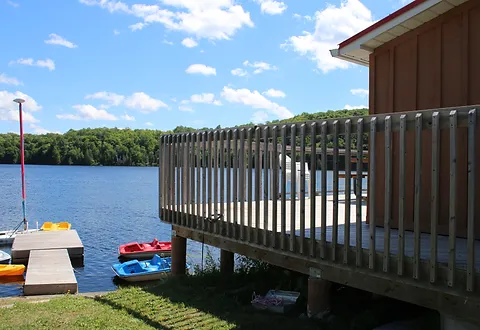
[{"x1": 0, "y1": 108, "x2": 368, "y2": 166}]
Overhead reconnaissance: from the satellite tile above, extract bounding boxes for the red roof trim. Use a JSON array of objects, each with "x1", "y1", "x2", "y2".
[{"x1": 338, "y1": 0, "x2": 429, "y2": 49}]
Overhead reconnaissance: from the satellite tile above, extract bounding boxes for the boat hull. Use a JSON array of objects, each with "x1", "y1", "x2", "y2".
[
  {"x1": 0, "y1": 250, "x2": 11, "y2": 264},
  {"x1": 0, "y1": 264, "x2": 25, "y2": 276},
  {"x1": 0, "y1": 229, "x2": 39, "y2": 246},
  {"x1": 111, "y1": 267, "x2": 168, "y2": 282},
  {"x1": 118, "y1": 239, "x2": 172, "y2": 260}
]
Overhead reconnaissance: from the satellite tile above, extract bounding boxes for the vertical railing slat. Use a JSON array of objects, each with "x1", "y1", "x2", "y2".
[
  {"x1": 310, "y1": 122, "x2": 317, "y2": 258},
  {"x1": 430, "y1": 112, "x2": 439, "y2": 283},
  {"x1": 398, "y1": 115, "x2": 406, "y2": 276},
  {"x1": 448, "y1": 110, "x2": 457, "y2": 288},
  {"x1": 219, "y1": 131, "x2": 225, "y2": 235},
  {"x1": 281, "y1": 125, "x2": 288, "y2": 250},
  {"x1": 356, "y1": 118, "x2": 364, "y2": 267},
  {"x1": 413, "y1": 114, "x2": 423, "y2": 279},
  {"x1": 368, "y1": 118, "x2": 377, "y2": 271},
  {"x1": 239, "y1": 129, "x2": 246, "y2": 240},
  {"x1": 255, "y1": 128, "x2": 262, "y2": 244},
  {"x1": 159, "y1": 136, "x2": 164, "y2": 219},
  {"x1": 190, "y1": 134, "x2": 196, "y2": 228},
  {"x1": 176, "y1": 135, "x2": 181, "y2": 226},
  {"x1": 202, "y1": 133, "x2": 207, "y2": 231},
  {"x1": 290, "y1": 124, "x2": 297, "y2": 253},
  {"x1": 185, "y1": 134, "x2": 191, "y2": 227},
  {"x1": 332, "y1": 121, "x2": 340, "y2": 262},
  {"x1": 247, "y1": 128, "x2": 253, "y2": 242},
  {"x1": 263, "y1": 127, "x2": 270, "y2": 246},
  {"x1": 383, "y1": 116, "x2": 392, "y2": 273},
  {"x1": 272, "y1": 126, "x2": 279, "y2": 248},
  {"x1": 321, "y1": 122, "x2": 327, "y2": 259},
  {"x1": 213, "y1": 131, "x2": 219, "y2": 234},
  {"x1": 233, "y1": 129, "x2": 238, "y2": 239},
  {"x1": 226, "y1": 130, "x2": 232, "y2": 237},
  {"x1": 467, "y1": 109, "x2": 476, "y2": 292},
  {"x1": 300, "y1": 124, "x2": 306, "y2": 255},
  {"x1": 196, "y1": 133, "x2": 201, "y2": 229},
  {"x1": 208, "y1": 132, "x2": 213, "y2": 232},
  {"x1": 344, "y1": 120, "x2": 352, "y2": 264}
]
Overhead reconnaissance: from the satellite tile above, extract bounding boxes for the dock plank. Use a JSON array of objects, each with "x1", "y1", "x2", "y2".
[
  {"x1": 11, "y1": 230, "x2": 84, "y2": 265},
  {"x1": 24, "y1": 249, "x2": 78, "y2": 296}
]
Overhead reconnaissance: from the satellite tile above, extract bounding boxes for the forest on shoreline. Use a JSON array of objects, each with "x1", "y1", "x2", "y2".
[{"x1": 0, "y1": 108, "x2": 368, "y2": 166}]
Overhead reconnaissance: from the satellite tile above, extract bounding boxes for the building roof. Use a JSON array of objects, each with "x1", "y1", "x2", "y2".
[{"x1": 330, "y1": 0, "x2": 468, "y2": 66}]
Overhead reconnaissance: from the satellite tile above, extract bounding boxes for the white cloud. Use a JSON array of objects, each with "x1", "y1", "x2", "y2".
[
  {"x1": 257, "y1": 0, "x2": 287, "y2": 15},
  {"x1": 7, "y1": 1, "x2": 19, "y2": 7},
  {"x1": 185, "y1": 64, "x2": 216, "y2": 76},
  {"x1": 243, "y1": 60, "x2": 277, "y2": 74},
  {"x1": 179, "y1": 105, "x2": 193, "y2": 112},
  {"x1": 231, "y1": 68, "x2": 247, "y2": 77},
  {"x1": 0, "y1": 73, "x2": 22, "y2": 86},
  {"x1": 221, "y1": 86, "x2": 293, "y2": 121},
  {"x1": 57, "y1": 104, "x2": 118, "y2": 121},
  {"x1": 252, "y1": 111, "x2": 269, "y2": 124},
  {"x1": 163, "y1": 39, "x2": 174, "y2": 45},
  {"x1": 114, "y1": 29, "x2": 120, "y2": 35},
  {"x1": 293, "y1": 13, "x2": 312, "y2": 21},
  {"x1": 9, "y1": 58, "x2": 55, "y2": 71},
  {"x1": 344, "y1": 104, "x2": 368, "y2": 110},
  {"x1": 44, "y1": 33, "x2": 78, "y2": 48},
  {"x1": 181, "y1": 37, "x2": 198, "y2": 48},
  {"x1": 0, "y1": 90, "x2": 41, "y2": 123},
  {"x1": 190, "y1": 93, "x2": 222, "y2": 105},
  {"x1": 124, "y1": 92, "x2": 168, "y2": 113},
  {"x1": 85, "y1": 91, "x2": 125, "y2": 108},
  {"x1": 79, "y1": 0, "x2": 254, "y2": 41},
  {"x1": 129, "y1": 22, "x2": 146, "y2": 31},
  {"x1": 84, "y1": 91, "x2": 168, "y2": 113},
  {"x1": 282, "y1": 0, "x2": 375, "y2": 73},
  {"x1": 29, "y1": 124, "x2": 58, "y2": 135},
  {"x1": 145, "y1": 121, "x2": 153, "y2": 126},
  {"x1": 350, "y1": 88, "x2": 369, "y2": 97},
  {"x1": 121, "y1": 113, "x2": 136, "y2": 121},
  {"x1": 263, "y1": 88, "x2": 285, "y2": 98}
]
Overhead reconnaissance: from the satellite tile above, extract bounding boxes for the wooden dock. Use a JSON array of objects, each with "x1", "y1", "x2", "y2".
[
  {"x1": 10, "y1": 230, "x2": 84, "y2": 296},
  {"x1": 11, "y1": 230, "x2": 84, "y2": 265},
  {"x1": 23, "y1": 249, "x2": 77, "y2": 296}
]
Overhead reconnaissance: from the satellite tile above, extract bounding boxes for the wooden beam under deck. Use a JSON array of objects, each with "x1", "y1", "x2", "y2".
[{"x1": 172, "y1": 222, "x2": 480, "y2": 325}]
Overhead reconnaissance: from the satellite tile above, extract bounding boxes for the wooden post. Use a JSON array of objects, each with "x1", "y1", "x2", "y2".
[
  {"x1": 220, "y1": 249, "x2": 234, "y2": 275},
  {"x1": 171, "y1": 233, "x2": 187, "y2": 276},
  {"x1": 307, "y1": 277, "x2": 331, "y2": 318}
]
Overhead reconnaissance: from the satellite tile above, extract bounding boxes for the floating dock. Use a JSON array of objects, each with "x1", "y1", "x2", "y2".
[
  {"x1": 23, "y1": 249, "x2": 77, "y2": 296},
  {"x1": 11, "y1": 230, "x2": 84, "y2": 265},
  {"x1": 10, "y1": 230, "x2": 84, "y2": 296}
]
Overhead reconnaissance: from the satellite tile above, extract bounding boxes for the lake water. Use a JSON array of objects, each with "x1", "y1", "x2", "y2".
[{"x1": 0, "y1": 165, "x2": 367, "y2": 297}]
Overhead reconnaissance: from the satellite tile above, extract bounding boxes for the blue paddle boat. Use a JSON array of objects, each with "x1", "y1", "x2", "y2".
[{"x1": 111, "y1": 254, "x2": 189, "y2": 282}]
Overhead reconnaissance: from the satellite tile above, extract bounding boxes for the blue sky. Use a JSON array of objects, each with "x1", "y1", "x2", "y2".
[{"x1": 0, "y1": 0, "x2": 410, "y2": 134}]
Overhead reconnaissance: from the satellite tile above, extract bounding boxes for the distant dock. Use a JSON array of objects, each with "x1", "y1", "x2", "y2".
[{"x1": 11, "y1": 230, "x2": 84, "y2": 296}]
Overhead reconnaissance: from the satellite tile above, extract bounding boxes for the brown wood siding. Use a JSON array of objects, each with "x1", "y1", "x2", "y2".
[{"x1": 369, "y1": 0, "x2": 480, "y2": 239}]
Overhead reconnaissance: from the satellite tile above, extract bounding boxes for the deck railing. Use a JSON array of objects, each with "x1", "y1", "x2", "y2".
[{"x1": 159, "y1": 105, "x2": 480, "y2": 295}]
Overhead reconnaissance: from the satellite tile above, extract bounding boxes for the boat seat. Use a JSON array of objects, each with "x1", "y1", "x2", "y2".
[{"x1": 150, "y1": 254, "x2": 168, "y2": 267}]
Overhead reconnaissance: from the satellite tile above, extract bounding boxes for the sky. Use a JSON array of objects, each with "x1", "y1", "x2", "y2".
[{"x1": 0, "y1": 0, "x2": 412, "y2": 134}]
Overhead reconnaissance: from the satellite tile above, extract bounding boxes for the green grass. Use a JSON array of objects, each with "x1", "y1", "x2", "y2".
[{"x1": 0, "y1": 274, "x2": 320, "y2": 330}]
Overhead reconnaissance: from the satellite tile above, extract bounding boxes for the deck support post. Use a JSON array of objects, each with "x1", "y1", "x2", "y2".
[
  {"x1": 307, "y1": 277, "x2": 331, "y2": 319},
  {"x1": 171, "y1": 234, "x2": 187, "y2": 276},
  {"x1": 220, "y1": 250, "x2": 234, "y2": 275}
]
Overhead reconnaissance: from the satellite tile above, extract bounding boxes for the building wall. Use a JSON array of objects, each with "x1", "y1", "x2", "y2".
[{"x1": 368, "y1": 0, "x2": 480, "y2": 238}]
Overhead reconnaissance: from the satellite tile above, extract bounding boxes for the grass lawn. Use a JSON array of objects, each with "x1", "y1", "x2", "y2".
[{"x1": 0, "y1": 274, "x2": 320, "y2": 330}]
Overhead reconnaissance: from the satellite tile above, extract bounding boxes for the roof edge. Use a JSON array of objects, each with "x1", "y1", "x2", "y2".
[{"x1": 330, "y1": 49, "x2": 370, "y2": 67}]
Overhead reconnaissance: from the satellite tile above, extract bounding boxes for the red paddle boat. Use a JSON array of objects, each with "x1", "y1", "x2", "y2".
[{"x1": 119, "y1": 238, "x2": 172, "y2": 260}]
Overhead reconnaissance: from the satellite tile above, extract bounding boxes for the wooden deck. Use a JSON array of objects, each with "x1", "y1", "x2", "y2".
[
  {"x1": 177, "y1": 195, "x2": 480, "y2": 271},
  {"x1": 11, "y1": 230, "x2": 84, "y2": 265},
  {"x1": 23, "y1": 249, "x2": 78, "y2": 296}
]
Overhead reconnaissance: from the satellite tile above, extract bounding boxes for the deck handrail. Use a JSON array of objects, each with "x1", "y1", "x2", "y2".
[{"x1": 159, "y1": 105, "x2": 480, "y2": 298}]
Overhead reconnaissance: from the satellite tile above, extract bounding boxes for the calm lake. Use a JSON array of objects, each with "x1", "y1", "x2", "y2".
[{"x1": 0, "y1": 165, "x2": 366, "y2": 297}]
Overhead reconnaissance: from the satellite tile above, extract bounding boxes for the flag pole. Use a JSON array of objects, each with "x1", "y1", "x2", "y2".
[{"x1": 13, "y1": 98, "x2": 27, "y2": 231}]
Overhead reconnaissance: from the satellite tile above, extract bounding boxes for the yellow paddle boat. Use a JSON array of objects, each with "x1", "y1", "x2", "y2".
[
  {"x1": 41, "y1": 222, "x2": 71, "y2": 231},
  {"x1": 0, "y1": 264, "x2": 25, "y2": 277}
]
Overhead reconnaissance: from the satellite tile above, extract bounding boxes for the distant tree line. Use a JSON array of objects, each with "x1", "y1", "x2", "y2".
[{"x1": 0, "y1": 108, "x2": 368, "y2": 166}]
